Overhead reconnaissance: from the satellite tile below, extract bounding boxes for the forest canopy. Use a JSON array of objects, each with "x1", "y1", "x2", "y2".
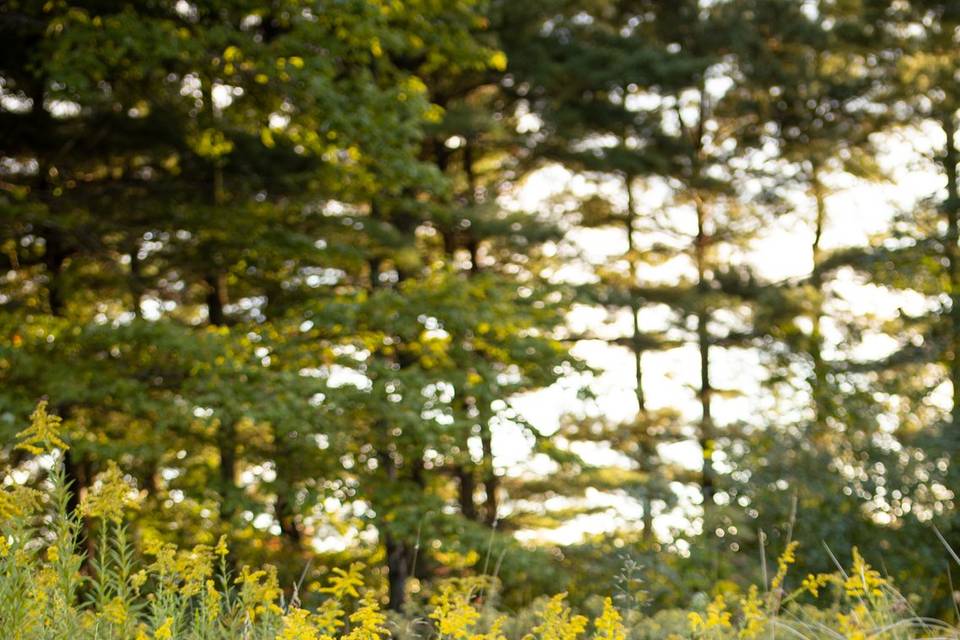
[{"x1": 3, "y1": 0, "x2": 960, "y2": 624}]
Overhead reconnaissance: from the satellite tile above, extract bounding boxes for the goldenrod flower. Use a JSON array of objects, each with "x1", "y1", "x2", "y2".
[
  {"x1": 738, "y1": 586, "x2": 765, "y2": 640},
  {"x1": 178, "y1": 543, "x2": 216, "y2": 597},
  {"x1": 844, "y1": 548, "x2": 885, "y2": 598},
  {"x1": 690, "y1": 595, "x2": 731, "y2": 634},
  {"x1": 15, "y1": 401, "x2": 68, "y2": 455},
  {"x1": 278, "y1": 608, "x2": 320, "y2": 640},
  {"x1": 236, "y1": 565, "x2": 283, "y2": 621},
  {"x1": 0, "y1": 484, "x2": 43, "y2": 520},
  {"x1": 533, "y1": 593, "x2": 587, "y2": 640},
  {"x1": 593, "y1": 598, "x2": 625, "y2": 640},
  {"x1": 318, "y1": 562, "x2": 365, "y2": 599},
  {"x1": 430, "y1": 588, "x2": 480, "y2": 639},
  {"x1": 344, "y1": 598, "x2": 387, "y2": 640},
  {"x1": 154, "y1": 617, "x2": 175, "y2": 640},
  {"x1": 215, "y1": 534, "x2": 229, "y2": 558},
  {"x1": 314, "y1": 598, "x2": 345, "y2": 634},
  {"x1": 801, "y1": 573, "x2": 832, "y2": 598},
  {"x1": 770, "y1": 541, "x2": 798, "y2": 592},
  {"x1": 81, "y1": 461, "x2": 140, "y2": 523},
  {"x1": 102, "y1": 596, "x2": 128, "y2": 626}
]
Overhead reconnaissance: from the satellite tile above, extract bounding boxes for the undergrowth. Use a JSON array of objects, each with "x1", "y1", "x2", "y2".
[{"x1": 0, "y1": 402, "x2": 955, "y2": 640}]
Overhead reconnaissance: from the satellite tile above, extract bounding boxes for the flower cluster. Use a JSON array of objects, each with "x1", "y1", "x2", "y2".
[{"x1": 0, "y1": 403, "x2": 940, "y2": 640}]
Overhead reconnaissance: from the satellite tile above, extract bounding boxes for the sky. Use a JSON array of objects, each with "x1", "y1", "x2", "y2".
[{"x1": 499, "y1": 124, "x2": 948, "y2": 544}]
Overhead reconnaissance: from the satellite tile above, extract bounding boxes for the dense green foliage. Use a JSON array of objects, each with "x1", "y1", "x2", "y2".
[{"x1": 4, "y1": 0, "x2": 960, "y2": 624}]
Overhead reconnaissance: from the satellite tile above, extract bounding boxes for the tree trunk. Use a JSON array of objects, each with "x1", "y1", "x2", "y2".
[
  {"x1": 205, "y1": 272, "x2": 228, "y2": 326},
  {"x1": 624, "y1": 174, "x2": 646, "y2": 413},
  {"x1": 943, "y1": 115, "x2": 960, "y2": 435},
  {"x1": 129, "y1": 246, "x2": 144, "y2": 318},
  {"x1": 480, "y1": 426, "x2": 499, "y2": 526},
  {"x1": 385, "y1": 533, "x2": 410, "y2": 610},
  {"x1": 624, "y1": 173, "x2": 655, "y2": 541},
  {"x1": 275, "y1": 490, "x2": 303, "y2": 546},
  {"x1": 457, "y1": 465, "x2": 478, "y2": 521},
  {"x1": 695, "y1": 199, "x2": 715, "y2": 504},
  {"x1": 809, "y1": 165, "x2": 830, "y2": 441}
]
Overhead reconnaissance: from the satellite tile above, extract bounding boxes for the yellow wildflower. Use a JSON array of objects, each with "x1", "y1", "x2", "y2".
[
  {"x1": 770, "y1": 541, "x2": 798, "y2": 592},
  {"x1": 837, "y1": 604, "x2": 868, "y2": 640},
  {"x1": 236, "y1": 565, "x2": 283, "y2": 621},
  {"x1": 16, "y1": 400, "x2": 68, "y2": 454},
  {"x1": 593, "y1": 598, "x2": 625, "y2": 640},
  {"x1": 131, "y1": 570, "x2": 148, "y2": 592},
  {"x1": 144, "y1": 538, "x2": 178, "y2": 578},
  {"x1": 0, "y1": 484, "x2": 43, "y2": 520},
  {"x1": 178, "y1": 543, "x2": 216, "y2": 596},
  {"x1": 314, "y1": 598, "x2": 345, "y2": 634},
  {"x1": 344, "y1": 598, "x2": 387, "y2": 640},
  {"x1": 278, "y1": 608, "x2": 320, "y2": 640},
  {"x1": 844, "y1": 548, "x2": 885, "y2": 598},
  {"x1": 81, "y1": 461, "x2": 140, "y2": 523},
  {"x1": 430, "y1": 588, "x2": 480, "y2": 639},
  {"x1": 690, "y1": 595, "x2": 731, "y2": 634},
  {"x1": 533, "y1": 593, "x2": 588, "y2": 640},
  {"x1": 215, "y1": 534, "x2": 229, "y2": 557},
  {"x1": 738, "y1": 586, "x2": 765, "y2": 640},
  {"x1": 471, "y1": 616, "x2": 508, "y2": 640},
  {"x1": 489, "y1": 51, "x2": 508, "y2": 72},
  {"x1": 801, "y1": 573, "x2": 832, "y2": 598},
  {"x1": 205, "y1": 580, "x2": 222, "y2": 621},
  {"x1": 319, "y1": 562, "x2": 365, "y2": 599},
  {"x1": 154, "y1": 617, "x2": 175, "y2": 640},
  {"x1": 102, "y1": 596, "x2": 128, "y2": 626}
]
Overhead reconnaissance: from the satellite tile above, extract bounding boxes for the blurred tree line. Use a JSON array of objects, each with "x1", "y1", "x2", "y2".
[{"x1": 3, "y1": 0, "x2": 960, "y2": 617}]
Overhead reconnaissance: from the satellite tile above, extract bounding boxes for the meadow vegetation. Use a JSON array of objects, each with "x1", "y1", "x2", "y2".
[{"x1": 1, "y1": 403, "x2": 953, "y2": 639}]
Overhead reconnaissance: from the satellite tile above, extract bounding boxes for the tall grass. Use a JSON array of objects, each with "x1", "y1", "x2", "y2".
[{"x1": 0, "y1": 402, "x2": 955, "y2": 640}]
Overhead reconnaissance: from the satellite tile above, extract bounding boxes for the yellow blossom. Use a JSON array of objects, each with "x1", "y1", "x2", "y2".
[
  {"x1": 0, "y1": 484, "x2": 43, "y2": 521},
  {"x1": 844, "y1": 548, "x2": 885, "y2": 598},
  {"x1": 205, "y1": 580, "x2": 222, "y2": 621},
  {"x1": 102, "y1": 596, "x2": 128, "y2": 626},
  {"x1": 431, "y1": 588, "x2": 480, "y2": 639},
  {"x1": 236, "y1": 565, "x2": 283, "y2": 621},
  {"x1": 801, "y1": 573, "x2": 832, "y2": 598},
  {"x1": 81, "y1": 461, "x2": 140, "y2": 523},
  {"x1": 16, "y1": 400, "x2": 68, "y2": 454},
  {"x1": 533, "y1": 593, "x2": 588, "y2": 640},
  {"x1": 278, "y1": 608, "x2": 320, "y2": 640},
  {"x1": 488, "y1": 51, "x2": 507, "y2": 71},
  {"x1": 215, "y1": 534, "x2": 229, "y2": 557},
  {"x1": 314, "y1": 598, "x2": 345, "y2": 634},
  {"x1": 471, "y1": 616, "x2": 507, "y2": 640},
  {"x1": 319, "y1": 562, "x2": 365, "y2": 599},
  {"x1": 154, "y1": 617, "x2": 175, "y2": 640},
  {"x1": 770, "y1": 541, "x2": 798, "y2": 592},
  {"x1": 131, "y1": 569, "x2": 148, "y2": 591},
  {"x1": 837, "y1": 604, "x2": 868, "y2": 640},
  {"x1": 593, "y1": 598, "x2": 625, "y2": 640},
  {"x1": 344, "y1": 598, "x2": 387, "y2": 640},
  {"x1": 738, "y1": 586, "x2": 765, "y2": 640},
  {"x1": 178, "y1": 543, "x2": 216, "y2": 596},
  {"x1": 690, "y1": 595, "x2": 731, "y2": 634}
]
